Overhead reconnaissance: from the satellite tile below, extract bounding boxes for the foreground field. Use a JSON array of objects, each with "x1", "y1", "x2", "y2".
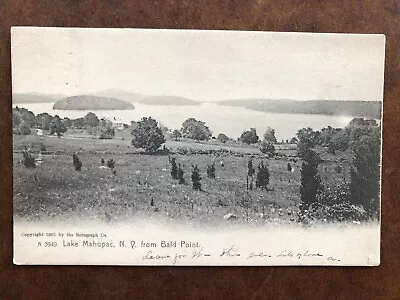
[{"x1": 13, "y1": 134, "x2": 350, "y2": 226}]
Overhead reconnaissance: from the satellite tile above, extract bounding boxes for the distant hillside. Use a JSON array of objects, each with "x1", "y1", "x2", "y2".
[
  {"x1": 13, "y1": 93, "x2": 65, "y2": 104},
  {"x1": 97, "y1": 89, "x2": 200, "y2": 106},
  {"x1": 219, "y1": 99, "x2": 381, "y2": 119},
  {"x1": 53, "y1": 95, "x2": 134, "y2": 110}
]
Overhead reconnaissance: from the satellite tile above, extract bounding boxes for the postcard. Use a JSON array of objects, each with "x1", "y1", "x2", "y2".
[{"x1": 12, "y1": 27, "x2": 384, "y2": 265}]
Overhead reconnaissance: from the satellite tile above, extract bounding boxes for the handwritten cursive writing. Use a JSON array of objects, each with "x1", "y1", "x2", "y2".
[
  {"x1": 220, "y1": 245, "x2": 240, "y2": 257},
  {"x1": 296, "y1": 250, "x2": 323, "y2": 260},
  {"x1": 192, "y1": 247, "x2": 211, "y2": 259},
  {"x1": 247, "y1": 252, "x2": 272, "y2": 259},
  {"x1": 142, "y1": 251, "x2": 170, "y2": 261}
]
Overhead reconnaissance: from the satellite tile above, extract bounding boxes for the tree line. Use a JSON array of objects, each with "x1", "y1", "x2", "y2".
[
  {"x1": 297, "y1": 118, "x2": 381, "y2": 221},
  {"x1": 13, "y1": 108, "x2": 116, "y2": 138},
  {"x1": 13, "y1": 107, "x2": 278, "y2": 155}
]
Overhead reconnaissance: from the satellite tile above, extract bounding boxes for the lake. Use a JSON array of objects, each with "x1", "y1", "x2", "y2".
[{"x1": 13, "y1": 102, "x2": 355, "y2": 141}]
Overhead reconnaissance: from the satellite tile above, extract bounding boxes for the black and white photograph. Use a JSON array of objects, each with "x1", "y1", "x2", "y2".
[{"x1": 12, "y1": 27, "x2": 384, "y2": 265}]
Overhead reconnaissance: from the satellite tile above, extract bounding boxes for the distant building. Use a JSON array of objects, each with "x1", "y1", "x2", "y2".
[{"x1": 113, "y1": 122, "x2": 126, "y2": 131}]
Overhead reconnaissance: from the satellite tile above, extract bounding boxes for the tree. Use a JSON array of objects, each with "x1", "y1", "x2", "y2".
[
  {"x1": 177, "y1": 164, "x2": 185, "y2": 184},
  {"x1": 12, "y1": 108, "x2": 21, "y2": 127},
  {"x1": 72, "y1": 117, "x2": 85, "y2": 129},
  {"x1": 22, "y1": 150, "x2": 35, "y2": 168},
  {"x1": 256, "y1": 161, "x2": 270, "y2": 189},
  {"x1": 171, "y1": 129, "x2": 182, "y2": 141},
  {"x1": 296, "y1": 127, "x2": 319, "y2": 158},
  {"x1": 217, "y1": 133, "x2": 230, "y2": 143},
  {"x1": 260, "y1": 141, "x2": 275, "y2": 155},
  {"x1": 61, "y1": 117, "x2": 71, "y2": 128},
  {"x1": 290, "y1": 137, "x2": 298, "y2": 144},
  {"x1": 49, "y1": 115, "x2": 67, "y2": 136},
  {"x1": 83, "y1": 112, "x2": 100, "y2": 127},
  {"x1": 240, "y1": 128, "x2": 259, "y2": 144},
  {"x1": 263, "y1": 127, "x2": 277, "y2": 143},
  {"x1": 207, "y1": 163, "x2": 216, "y2": 179},
  {"x1": 98, "y1": 118, "x2": 115, "y2": 139},
  {"x1": 170, "y1": 157, "x2": 178, "y2": 179},
  {"x1": 131, "y1": 117, "x2": 166, "y2": 153},
  {"x1": 99, "y1": 117, "x2": 109, "y2": 127},
  {"x1": 327, "y1": 129, "x2": 349, "y2": 154},
  {"x1": 247, "y1": 159, "x2": 256, "y2": 190},
  {"x1": 318, "y1": 126, "x2": 338, "y2": 146},
  {"x1": 191, "y1": 165, "x2": 202, "y2": 191},
  {"x1": 16, "y1": 107, "x2": 36, "y2": 127},
  {"x1": 18, "y1": 121, "x2": 31, "y2": 135},
  {"x1": 181, "y1": 118, "x2": 212, "y2": 141},
  {"x1": 35, "y1": 113, "x2": 53, "y2": 130},
  {"x1": 299, "y1": 150, "x2": 322, "y2": 213},
  {"x1": 348, "y1": 118, "x2": 377, "y2": 127},
  {"x1": 72, "y1": 154, "x2": 82, "y2": 171},
  {"x1": 287, "y1": 163, "x2": 292, "y2": 172},
  {"x1": 350, "y1": 127, "x2": 380, "y2": 216}
]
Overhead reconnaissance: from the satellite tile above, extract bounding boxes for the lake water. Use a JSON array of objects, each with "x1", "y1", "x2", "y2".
[{"x1": 13, "y1": 102, "x2": 355, "y2": 141}]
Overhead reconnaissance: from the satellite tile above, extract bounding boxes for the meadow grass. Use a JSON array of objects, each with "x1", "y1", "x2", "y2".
[{"x1": 13, "y1": 133, "x2": 350, "y2": 226}]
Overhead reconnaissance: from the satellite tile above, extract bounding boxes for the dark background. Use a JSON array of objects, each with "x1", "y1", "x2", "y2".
[{"x1": 0, "y1": 1, "x2": 399, "y2": 299}]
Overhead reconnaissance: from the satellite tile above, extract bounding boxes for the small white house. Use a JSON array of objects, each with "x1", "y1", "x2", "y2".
[{"x1": 113, "y1": 122, "x2": 126, "y2": 130}]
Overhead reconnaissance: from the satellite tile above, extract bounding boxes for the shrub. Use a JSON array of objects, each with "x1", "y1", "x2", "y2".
[
  {"x1": 22, "y1": 150, "x2": 35, "y2": 168},
  {"x1": 72, "y1": 154, "x2": 82, "y2": 171},
  {"x1": 260, "y1": 141, "x2": 275, "y2": 155},
  {"x1": 99, "y1": 127, "x2": 115, "y2": 139},
  {"x1": 255, "y1": 161, "x2": 270, "y2": 189},
  {"x1": 206, "y1": 163, "x2": 216, "y2": 179},
  {"x1": 107, "y1": 159, "x2": 115, "y2": 169},
  {"x1": 299, "y1": 150, "x2": 322, "y2": 213},
  {"x1": 247, "y1": 159, "x2": 255, "y2": 177},
  {"x1": 247, "y1": 159, "x2": 256, "y2": 190},
  {"x1": 191, "y1": 165, "x2": 202, "y2": 191},
  {"x1": 177, "y1": 164, "x2": 185, "y2": 184},
  {"x1": 49, "y1": 115, "x2": 67, "y2": 136},
  {"x1": 217, "y1": 133, "x2": 229, "y2": 143},
  {"x1": 170, "y1": 157, "x2": 178, "y2": 179}
]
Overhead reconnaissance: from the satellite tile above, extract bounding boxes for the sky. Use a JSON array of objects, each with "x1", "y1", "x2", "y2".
[{"x1": 11, "y1": 27, "x2": 385, "y2": 102}]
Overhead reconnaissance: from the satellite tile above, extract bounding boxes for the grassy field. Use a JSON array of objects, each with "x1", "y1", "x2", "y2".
[{"x1": 13, "y1": 132, "x2": 351, "y2": 226}]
